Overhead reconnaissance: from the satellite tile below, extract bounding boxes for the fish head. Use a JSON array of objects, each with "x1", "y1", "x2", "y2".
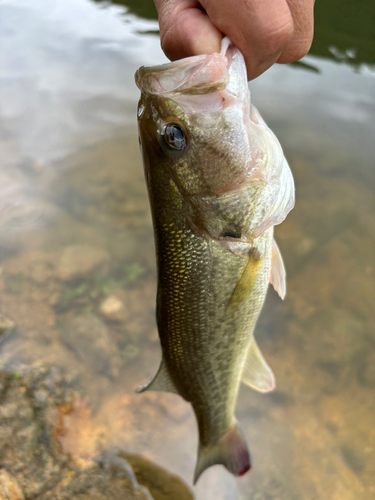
[{"x1": 136, "y1": 39, "x2": 294, "y2": 242}]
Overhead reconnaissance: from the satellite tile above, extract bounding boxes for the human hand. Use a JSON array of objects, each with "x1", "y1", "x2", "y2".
[{"x1": 153, "y1": 0, "x2": 314, "y2": 80}]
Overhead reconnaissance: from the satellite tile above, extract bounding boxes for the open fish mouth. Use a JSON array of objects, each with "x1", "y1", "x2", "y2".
[
  {"x1": 135, "y1": 38, "x2": 249, "y2": 111},
  {"x1": 135, "y1": 51, "x2": 229, "y2": 95}
]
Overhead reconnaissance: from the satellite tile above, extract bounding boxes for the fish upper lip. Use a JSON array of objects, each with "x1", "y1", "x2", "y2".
[{"x1": 135, "y1": 39, "x2": 235, "y2": 96}]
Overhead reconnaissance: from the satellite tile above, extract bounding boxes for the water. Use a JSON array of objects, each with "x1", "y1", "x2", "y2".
[{"x1": 0, "y1": 0, "x2": 374, "y2": 498}]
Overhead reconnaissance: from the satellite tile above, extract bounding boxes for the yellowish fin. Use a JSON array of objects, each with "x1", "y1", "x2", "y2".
[
  {"x1": 241, "y1": 337, "x2": 275, "y2": 393},
  {"x1": 227, "y1": 247, "x2": 263, "y2": 312},
  {"x1": 270, "y1": 239, "x2": 286, "y2": 299},
  {"x1": 136, "y1": 359, "x2": 178, "y2": 395},
  {"x1": 193, "y1": 422, "x2": 251, "y2": 484}
]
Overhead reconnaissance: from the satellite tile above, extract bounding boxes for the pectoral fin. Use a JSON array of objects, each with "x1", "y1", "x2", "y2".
[
  {"x1": 226, "y1": 247, "x2": 263, "y2": 312},
  {"x1": 241, "y1": 337, "x2": 275, "y2": 393},
  {"x1": 270, "y1": 239, "x2": 286, "y2": 300},
  {"x1": 136, "y1": 358, "x2": 178, "y2": 395}
]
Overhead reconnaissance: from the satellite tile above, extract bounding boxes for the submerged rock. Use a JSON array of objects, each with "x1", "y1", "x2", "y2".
[
  {"x1": 0, "y1": 364, "x2": 194, "y2": 500},
  {"x1": 0, "y1": 365, "x2": 153, "y2": 499},
  {"x1": 61, "y1": 313, "x2": 121, "y2": 379},
  {"x1": 357, "y1": 350, "x2": 375, "y2": 388},
  {"x1": 99, "y1": 294, "x2": 128, "y2": 322},
  {"x1": 0, "y1": 469, "x2": 24, "y2": 500},
  {"x1": 0, "y1": 315, "x2": 15, "y2": 335},
  {"x1": 56, "y1": 245, "x2": 109, "y2": 282}
]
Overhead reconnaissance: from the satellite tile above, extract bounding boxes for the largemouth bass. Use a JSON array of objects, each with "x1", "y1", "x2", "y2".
[{"x1": 135, "y1": 38, "x2": 295, "y2": 484}]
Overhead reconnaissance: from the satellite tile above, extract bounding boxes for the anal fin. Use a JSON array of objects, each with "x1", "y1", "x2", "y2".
[
  {"x1": 241, "y1": 337, "x2": 275, "y2": 393},
  {"x1": 270, "y1": 238, "x2": 286, "y2": 300},
  {"x1": 136, "y1": 358, "x2": 178, "y2": 395}
]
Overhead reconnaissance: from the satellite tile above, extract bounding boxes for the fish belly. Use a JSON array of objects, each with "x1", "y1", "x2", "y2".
[{"x1": 156, "y1": 216, "x2": 273, "y2": 444}]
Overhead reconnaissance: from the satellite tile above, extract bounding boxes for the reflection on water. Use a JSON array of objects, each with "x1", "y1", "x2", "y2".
[{"x1": 0, "y1": 0, "x2": 374, "y2": 499}]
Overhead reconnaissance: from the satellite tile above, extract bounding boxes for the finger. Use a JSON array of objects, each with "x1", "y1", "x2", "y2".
[
  {"x1": 277, "y1": 0, "x2": 314, "y2": 63},
  {"x1": 200, "y1": 0, "x2": 294, "y2": 80},
  {"x1": 155, "y1": 0, "x2": 223, "y2": 61}
]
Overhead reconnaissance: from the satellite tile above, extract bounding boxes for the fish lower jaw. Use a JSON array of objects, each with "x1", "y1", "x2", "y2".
[{"x1": 217, "y1": 239, "x2": 253, "y2": 256}]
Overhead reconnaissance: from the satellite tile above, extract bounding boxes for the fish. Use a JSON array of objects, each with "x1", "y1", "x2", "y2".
[{"x1": 135, "y1": 37, "x2": 295, "y2": 484}]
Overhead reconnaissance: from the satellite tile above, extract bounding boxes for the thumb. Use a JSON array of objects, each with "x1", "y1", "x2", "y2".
[{"x1": 155, "y1": 0, "x2": 223, "y2": 61}]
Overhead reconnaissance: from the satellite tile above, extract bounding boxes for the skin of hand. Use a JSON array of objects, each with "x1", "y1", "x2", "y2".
[{"x1": 153, "y1": 0, "x2": 314, "y2": 80}]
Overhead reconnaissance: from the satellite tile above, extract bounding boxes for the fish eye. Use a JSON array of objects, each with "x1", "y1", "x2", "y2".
[{"x1": 161, "y1": 123, "x2": 186, "y2": 152}]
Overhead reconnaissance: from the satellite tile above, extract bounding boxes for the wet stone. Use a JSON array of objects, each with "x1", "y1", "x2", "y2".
[
  {"x1": 99, "y1": 294, "x2": 128, "y2": 322},
  {"x1": 0, "y1": 315, "x2": 15, "y2": 335},
  {"x1": 357, "y1": 350, "x2": 375, "y2": 388},
  {"x1": 56, "y1": 245, "x2": 109, "y2": 282},
  {"x1": 340, "y1": 444, "x2": 365, "y2": 474},
  {"x1": 61, "y1": 313, "x2": 121, "y2": 379},
  {"x1": 3, "y1": 275, "x2": 24, "y2": 295},
  {"x1": 0, "y1": 470, "x2": 24, "y2": 500},
  {"x1": 0, "y1": 364, "x2": 156, "y2": 500},
  {"x1": 29, "y1": 261, "x2": 53, "y2": 284}
]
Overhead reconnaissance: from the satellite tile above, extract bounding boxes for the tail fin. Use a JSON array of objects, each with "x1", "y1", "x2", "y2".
[{"x1": 193, "y1": 423, "x2": 251, "y2": 484}]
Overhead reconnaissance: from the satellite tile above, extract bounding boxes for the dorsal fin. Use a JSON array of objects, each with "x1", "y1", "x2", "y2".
[
  {"x1": 136, "y1": 358, "x2": 178, "y2": 394},
  {"x1": 270, "y1": 239, "x2": 286, "y2": 300},
  {"x1": 241, "y1": 337, "x2": 275, "y2": 393}
]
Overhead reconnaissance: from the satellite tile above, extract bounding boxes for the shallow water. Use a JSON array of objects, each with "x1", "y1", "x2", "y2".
[{"x1": 0, "y1": 0, "x2": 374, "y2": 498}]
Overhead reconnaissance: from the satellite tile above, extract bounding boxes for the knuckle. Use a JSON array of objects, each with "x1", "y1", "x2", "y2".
[
  {"x1": 279, "y1": 35, "x2": 314, "y2": 63},
  {"x1": 158, "y1": 3, "x2": 178, "y2": 53},
  {"x1": 159, "y1": 21, "x2": 179, "y2": 59},
  {"x1": 260, "y1": 16, "x2": 294, "y2": 56},
  {"x1": 159, "y1": 5, "x2": 190, "y2": 60},
  {"x1": 160, "y1": 29, "x2": 173, "y2": 56},
  {"x1": 293, "y1": 36, "x2": 314, "y2": 60}
]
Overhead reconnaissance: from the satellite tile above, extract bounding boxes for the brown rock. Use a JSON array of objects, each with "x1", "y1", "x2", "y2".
[
  {"x1": 358, "y1": 350, "x2": 375, "y2": 388},
  {"x1": 99, "y1": 294, "x2": 128, "y2": 322},
  {"x1": 0, "y1": 365, "x2": 153, "y2": 500},
  {"x1": 56, "y1": 245, "x2": 109, "y2": 281},
  {"x1": 56, "y1": 397, "x2": 108, "y2": 467},
  {"x1": 0, "y1": 470, "x2": 24, "y2": 500},
  {"x1": 0, "y1": 315, "x2": 15, "y2": 335},
  {"x1": 61, "y1": 313, "x2": 121, "y2": 379},
  {"x1": 29, "y1": 262, "x2": 53, "y2": 284}
]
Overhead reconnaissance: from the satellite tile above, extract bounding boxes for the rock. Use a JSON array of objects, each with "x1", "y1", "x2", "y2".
[
  {"x1": 41, "y1": 452, "x2": 154, "y2": 500},
  {"x1": 55, "y1": 396, "x2": 108, "y2": 468},
  {"x1": 0, "y1": 315, "x2": 15, "y2": 335},
  {"x1": 99, "y1": 294, "x2": 128, "y2": 322},
  {"x1": 357, "y1": 350, "x2": 375, "y2": 388},
  {"x1": 0, "y1": 470, "x2": 24, "y2": 500},
  {"x1": 61, "y1": 314, "x2": 121, "y2": 379},
  {"x1": 105, "y1": 285, "x2": 155, "y2": 342},
  {"x1": 56, "y1": 245, "x2": 109, "y2": 282},
  {"x1": 0, "y1": 365, "x2": 153, "y2": 500},
  {"x1": 29, "y1": 262, "x2": 53, "y2": 284},
  {"x1": 156, "y1": 393, "x2": 189, "y2": 421},
  {"x1": 0, "y1": 366, "x2": 74, "y2": 497},
  {"x1": 2, "y1": 251, "x2": 58, "y2": 287},
  {"x1": 122, "y1": 344, "x2": 140, "y2": 361}
]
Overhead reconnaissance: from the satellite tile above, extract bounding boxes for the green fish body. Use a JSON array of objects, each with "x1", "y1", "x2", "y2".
[{"x1": 135, "y1": 38, "x2": 294, "y2": 483}]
